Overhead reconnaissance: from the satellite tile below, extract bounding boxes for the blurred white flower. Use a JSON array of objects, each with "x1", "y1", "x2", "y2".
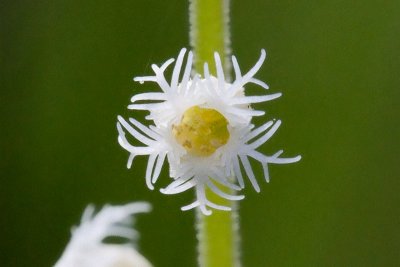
[
  {"x1": 54, "y1": 202, "x2": 152, "y2": 267},
  {"x1": 117, "y1": 49, "x2": 301, "y2": 215}
]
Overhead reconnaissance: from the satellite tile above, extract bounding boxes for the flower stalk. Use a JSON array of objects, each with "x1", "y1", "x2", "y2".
[
  {"x1": 116, "y1": 1, "x2": 301, "y2": 265},
  {"x1": 189, "y1": 0, "x2": 240, "y2": 266}
]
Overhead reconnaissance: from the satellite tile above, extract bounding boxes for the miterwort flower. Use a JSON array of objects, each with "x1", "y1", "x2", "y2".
[
  {"x1": 117, "y1": 49, "x2": 300, "y2": 215},
  {"x1": 54, "y1": 202, "x2": 152, "y2": 267}
]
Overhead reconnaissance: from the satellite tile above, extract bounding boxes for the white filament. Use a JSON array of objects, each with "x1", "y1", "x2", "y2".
[{"x1": 117, "y1": 49, "x2": 301, "y2": 214}]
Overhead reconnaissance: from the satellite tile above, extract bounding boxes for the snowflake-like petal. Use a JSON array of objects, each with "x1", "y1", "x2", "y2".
[
  {"x1": 117, "y1": 49, "x2": 301, "y2": 215},
  {"x1": 54, "y1": 203, "x2": 152, "y2": 267}
]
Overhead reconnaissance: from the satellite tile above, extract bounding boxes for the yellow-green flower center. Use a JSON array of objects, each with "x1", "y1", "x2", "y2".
[{"x1": 173, "y1": 106, "x2": 230, "y2": 157}]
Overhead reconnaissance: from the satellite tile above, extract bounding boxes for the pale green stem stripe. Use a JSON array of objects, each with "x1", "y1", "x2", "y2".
[
  {"x1": 189, "y1": 0, "x2": 241, "y2": 266},
  {"x1": 189, "y1": 0, "x2": 231, "y2": 76}
]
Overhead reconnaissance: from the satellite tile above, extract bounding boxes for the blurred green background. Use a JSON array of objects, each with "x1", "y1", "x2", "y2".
[{"x1": 1, "y1": 0, "x2": 399, "y2": 266}]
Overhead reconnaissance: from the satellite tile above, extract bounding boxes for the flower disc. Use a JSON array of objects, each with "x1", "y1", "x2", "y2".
[{"x1": 172, "y1": 106, "x2": 229, "y2": 157}]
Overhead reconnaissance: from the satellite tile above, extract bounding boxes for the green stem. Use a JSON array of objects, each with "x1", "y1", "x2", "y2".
[
  {"x1": 189, "y1": 0, "x2": 231, "y2": 76},
  {"x1": 189, "y1": 1, "x2": 240, "y2": 266}
]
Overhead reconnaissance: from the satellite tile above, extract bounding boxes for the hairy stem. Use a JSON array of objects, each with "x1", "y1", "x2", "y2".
[
  {"x1": 189, "y1": 0, "x2": 241, "y2": 266},
  {"x1": 189, "y1": 0, "x2": 231, "y2": 76}
]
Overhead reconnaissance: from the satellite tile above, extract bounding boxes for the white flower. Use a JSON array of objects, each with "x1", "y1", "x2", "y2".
[
  {"x1": 117, "y1": 49, "x2": 301, "y2": 215},
  {"x1": 54, "y1": 202, "x2": 152, "y2": 267}
]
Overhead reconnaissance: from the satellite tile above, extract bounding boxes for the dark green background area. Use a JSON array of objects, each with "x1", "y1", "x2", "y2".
[{"x1": 1, "y1": 1, "x2": 399, "y2": 266}]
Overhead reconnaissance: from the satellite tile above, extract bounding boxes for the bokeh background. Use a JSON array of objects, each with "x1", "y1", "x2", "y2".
[{"x1": 1, "y1": 0, "x2": 399, "y2": 266}]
